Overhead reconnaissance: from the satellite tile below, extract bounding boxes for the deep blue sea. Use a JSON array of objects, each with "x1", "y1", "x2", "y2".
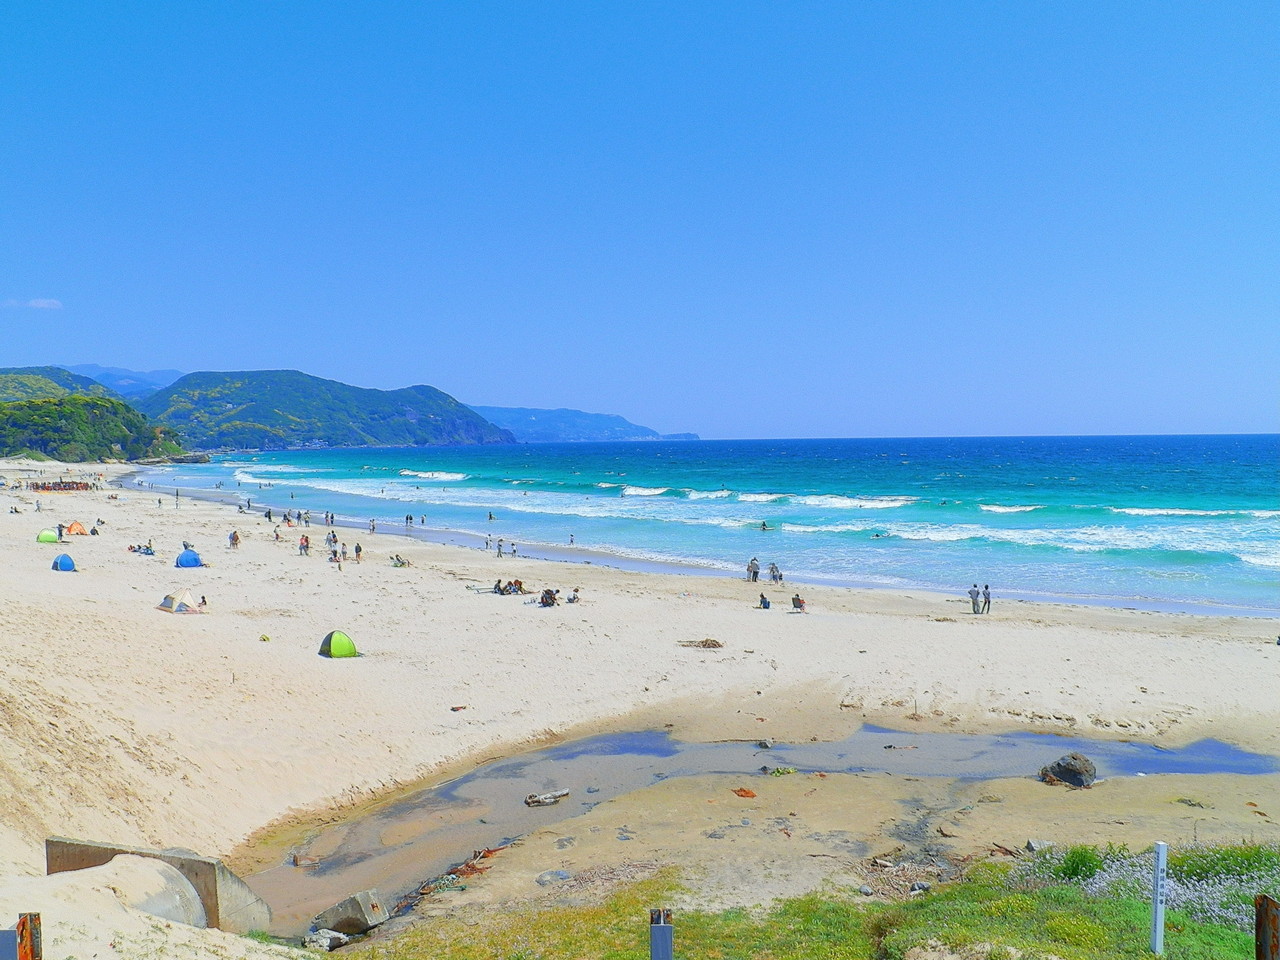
[{"x1": 142, "y1": 435, "x2": 1279, "y2": 616}]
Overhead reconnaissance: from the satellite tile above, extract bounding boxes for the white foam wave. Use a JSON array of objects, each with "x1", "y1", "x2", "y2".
[
  {"x1": 738, "y1": 493, "x2": 786, "y2": 503},
  {"x1": 782, "y1": 522, "x2": 877, "y2": 534},
  {"x1": 622, "y1": 486, "x2": 670, "y2": 496},
  {"x1": 685, "y1": 488, "x2": 732, "y2": 499},
  {"x1": 594, "y1": 482, "x2": 621, "y2": 488},
  {"x1": 793, "y1": 494, "x2": 917, "y2": 509},
  {"x1": 1110, "y1": 507, "x2": 1251, "y2": 518},
  {"x1": 1239, "y1": 553, "x2": 1280, "y2": 569},
  {"x1": 979, "y1": 504, "x2": 1044, "y2": 513},
  {"x1": 398, "y1": 470, "x2": 468, "y2": 481}
]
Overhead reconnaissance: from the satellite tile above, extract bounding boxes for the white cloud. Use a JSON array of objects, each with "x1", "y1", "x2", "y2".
[{"x1": 2, "y1": 298, "x2": 63, "y2": 309}]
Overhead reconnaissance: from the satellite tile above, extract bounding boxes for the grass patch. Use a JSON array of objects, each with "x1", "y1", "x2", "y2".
[{"x1": 348, "y1": 861, "x2": 1251, "y2": 960}]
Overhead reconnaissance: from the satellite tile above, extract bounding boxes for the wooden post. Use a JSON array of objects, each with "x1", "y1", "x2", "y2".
[{"x1": 1258, "y1": 894, "x2": 1280, "y2": 960}]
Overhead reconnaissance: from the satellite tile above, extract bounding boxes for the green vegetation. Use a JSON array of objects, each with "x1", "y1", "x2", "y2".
[
  {"x1": 349, "y1": 858, "x2": 1252, "y2": 960},
  {"x1": 0, "y1": 365, "x2": 122, "y2": 402},
  {"x1": 138, "y1": 370, "x2": 516, "y2": 450},
  {"x1": 469, "y1": 405, "x2": 697, "y2": 443},
  {"x1": 0, "y1": 396, "x2": 183, "y2": 461}
]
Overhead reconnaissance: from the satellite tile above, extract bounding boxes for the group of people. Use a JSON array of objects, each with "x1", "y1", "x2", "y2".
[
  {"x1": 127, "y1": 541, "x2": 155, "y2": 555},
  {"x1": 967, "y1": 584, "x2": 992, "y2": 613},
  {"x1": 539, "y1": 586, "x2": 581, "y2": 606},
  {"x1": 757, "y1": 592, "x2": 805, "y2": 611},
  {"x1": 487, "y1": 538, "x2": 518, "y2": 557},
  {"x1": 493, "y1": 579, "x2": 528, "y2": 594},
  {"x1": 745, "y1": 558, "x2": 783, "y2": 583}
]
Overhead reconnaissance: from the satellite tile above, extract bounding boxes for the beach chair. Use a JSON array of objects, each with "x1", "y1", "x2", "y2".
[{"x1": 791, "y1": 596, "x2": 806, "y2": 613}]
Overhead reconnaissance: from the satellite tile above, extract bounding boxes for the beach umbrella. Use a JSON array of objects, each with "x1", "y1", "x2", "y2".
[
  {"x1": 319, "y1": 630, "x2": 358, "y2": 658},
  {"x1": 51, "y1": 554, "x2": 76, "y2": 572}
]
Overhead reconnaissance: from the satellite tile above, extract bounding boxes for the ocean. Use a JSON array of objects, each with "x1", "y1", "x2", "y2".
[{"x1": 140, "y1": 435, "x2": 1279, "y2": 616}]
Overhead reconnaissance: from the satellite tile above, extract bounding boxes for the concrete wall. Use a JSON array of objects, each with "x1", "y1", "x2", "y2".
[{"x1": 44, "y1": 837, "x2": 271, "y2": 934}]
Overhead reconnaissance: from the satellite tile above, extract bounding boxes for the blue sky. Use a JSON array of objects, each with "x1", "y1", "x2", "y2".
[{"x1": 2, "y1": 2, "x2": 1276, "y2": 439}]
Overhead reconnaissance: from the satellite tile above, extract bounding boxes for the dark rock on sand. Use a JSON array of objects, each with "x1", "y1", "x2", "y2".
[{"x1": 1039, "y1": 752, "x2": 1097, "y2": 787}]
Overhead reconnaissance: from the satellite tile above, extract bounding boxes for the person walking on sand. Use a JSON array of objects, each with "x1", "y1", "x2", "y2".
[
  {"x1": 982, "y1": 584, "x2": 991, "y2": 614},
  {"x1": 354, "y1": 542, "x2": 363, "y2": 563},
  {"x1": 968, "y1": 584, "x2": 981, "y2": 614},
  {"x1": 497, "y1": 539, "x2": 504, "y2": 558}
]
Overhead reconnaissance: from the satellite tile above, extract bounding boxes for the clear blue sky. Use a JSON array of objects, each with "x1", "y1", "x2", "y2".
[{"x1": 2, "y1": 2, "x2": 1276, "y2": 439}]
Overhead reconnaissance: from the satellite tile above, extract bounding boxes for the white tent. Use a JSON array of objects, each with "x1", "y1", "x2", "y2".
[{"x1": 157, "y1": 590, "x2": 202, "y2": 614}]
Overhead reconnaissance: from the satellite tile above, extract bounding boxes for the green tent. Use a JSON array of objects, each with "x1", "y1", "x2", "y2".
[
  {"x1": 36, "y1": 529, "x2": 60, "y2": 543},
  {"x1": 319, "y1": 630, "x2": 358, "y2": 658}
]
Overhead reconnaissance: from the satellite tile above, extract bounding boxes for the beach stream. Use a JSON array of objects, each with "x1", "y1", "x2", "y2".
[{"x1": 245, "y1": 725, "x2": 1278, "y2": 936}]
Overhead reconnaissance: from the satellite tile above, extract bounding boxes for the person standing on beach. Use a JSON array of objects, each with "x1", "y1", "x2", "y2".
[
  {"x1": 747, "y1": 558, "x2": 760, "y2": 582},
  {"x1": 968, "y1": 584, "x2": 981, "y2": 613},
  {"x1": 354, "y1": 542, "x2": 363, "y2": 563},
  {"x1": 369, "y1": 519, "x2": 376, "y2": 534},
  {"x1": 497, "y1": 539, "x2": 504, "y2": 557},
  {"x1": 982, "y1": 585, "x2": 991, "y2": 613}
]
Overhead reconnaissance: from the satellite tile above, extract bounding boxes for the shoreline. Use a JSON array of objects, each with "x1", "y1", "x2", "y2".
[
  {"x1": 3, "y1": 455, "x2": 1280, "y2": 956},
  {"x1": 126, "y1": 466, "x2": 1280, "y2": 620}
]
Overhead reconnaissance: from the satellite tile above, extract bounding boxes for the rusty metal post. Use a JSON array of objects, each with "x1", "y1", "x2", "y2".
[
  {"x1": 16, "y1": 913, "x2": 41, "y2": 960},
  {"x1": 1258, "y1": 894, "x2": 1280, "y2": 960}
]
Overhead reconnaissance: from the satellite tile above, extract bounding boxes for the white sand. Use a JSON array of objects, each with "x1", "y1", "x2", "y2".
[{"x1": 1, "y1": 458, "x2": 1277, "y2": 955}]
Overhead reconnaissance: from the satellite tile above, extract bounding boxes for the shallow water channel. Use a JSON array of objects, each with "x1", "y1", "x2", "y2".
[{"x1": 247, "y1": 725, "x2": 1279, "y2": 935}]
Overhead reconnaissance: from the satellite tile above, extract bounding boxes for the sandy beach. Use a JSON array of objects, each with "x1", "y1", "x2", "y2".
[{"x1": 1, "y1": 458, "x2": 1278, "y2": 956}]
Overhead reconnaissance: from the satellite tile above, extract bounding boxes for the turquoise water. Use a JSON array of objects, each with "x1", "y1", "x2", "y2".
[{"x1": 142, "y1": 435, "x2": 1279, "y2": 615}]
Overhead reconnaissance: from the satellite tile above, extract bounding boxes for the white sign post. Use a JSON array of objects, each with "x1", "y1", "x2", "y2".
[{"x1": 1151, "y1": 841, "x2": 1168, "y2": 955}]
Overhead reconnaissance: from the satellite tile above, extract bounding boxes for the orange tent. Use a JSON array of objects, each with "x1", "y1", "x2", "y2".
[{"x1": 66, "y1": 521, "x2": 88, "y2": 535}]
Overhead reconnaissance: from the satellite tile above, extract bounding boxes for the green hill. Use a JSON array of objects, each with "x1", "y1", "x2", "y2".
[
  {"x1": 0, "y1": 366, "x2": 123, "y2": 403},
  {"x1": 0, "y1": 396, "x2": 183, "y2": 461},
  {"x1": 137, "y1": 370, "x2": 516, "y2": 450},
  {"x1": 470, "y1": 405, "x2": 699, "y2": 443}
]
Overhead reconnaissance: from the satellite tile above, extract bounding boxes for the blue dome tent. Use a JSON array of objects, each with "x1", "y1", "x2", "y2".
[
  {"x1": 174, "y1": 549, "x2": 204, "y2": 568},
  {"x1": 51, "y1": 554, "x2": 76, "y2": 572}
]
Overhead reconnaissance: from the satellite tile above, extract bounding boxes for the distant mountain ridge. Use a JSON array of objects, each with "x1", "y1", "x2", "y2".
[
  {"x1": 470, "y1": 405, "x2": 699, "y2": 443},
  {"x1": 0, "y1": 366, "x2": 123, "y2": 403},
  {"x1": 137, "y1": 370, "x2": 516, "y2": 451},
  {"x1": 59, "y1": 364, "x2": 185, "y2": 398}
]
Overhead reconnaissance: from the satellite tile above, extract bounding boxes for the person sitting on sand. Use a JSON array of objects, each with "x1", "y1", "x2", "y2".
[
  {"x1": 792, "y1": 593, "x2": 806, "y2": 611},
  {"x1": 493, "y1": 579, "x2": 503, "y2": 593},
  {"x1": 566, "y1": 587, "x2": 581, "y2": 603},
  {"x1": 758, "y1": 593, "x2": 771, "y2": 609}
]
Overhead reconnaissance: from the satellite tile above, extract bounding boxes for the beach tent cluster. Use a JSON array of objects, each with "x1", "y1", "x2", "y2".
[
  {"x1": 157, "y1": 591, "x2": 202, "y2": 614},
  {"x1": 319, "y1": 630, "x2": 358, "y2": 658}
]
